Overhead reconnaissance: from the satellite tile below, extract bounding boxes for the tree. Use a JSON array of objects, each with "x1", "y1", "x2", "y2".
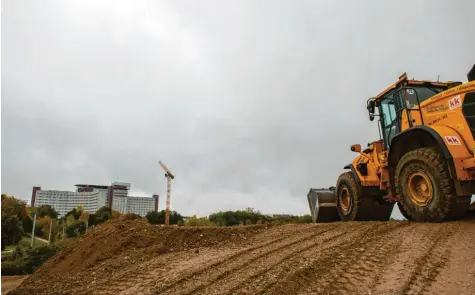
[
  {"x1": 64, "y1": 207, "x2": 82, "y2": 221},
  {"x1": 79, "y1": 211, "x2": 91, "y2": 226},
  {"x1": 35, "y1": 205, "x2": 59, "y2": 219},
  {"x1": 88, "y1": 213, "x2": 97, "y2": 226},
  {"x1": 65, "y1": 220, "x2": 86, "y2": 238},
  {"x1": 2, "y1": 215, "x2": 24, "y2": 249},
  {"x1": 2, "y1": 194, "x2": 32, "y2": 229},
  {"x1": 145, "y1": 211, "x2": 161, "y2": 224},
  {"x1": 35, "y1": 216, "x2": 58, "y2": 241},
  {"x1": 208, "y1": 209, "x2": 271, "y2": 226},
  {"x1": 145, "y1": 210, "x2": 184, "y2": 225},
  {"x1": 58, "y1": 207, "x2": 87, "y2": 238},
  {"x1": 185, "y1": 215, "x2": 214, "y2": 226},
  {"x1": 94, "y1": 206, "x2": 112, "y2": 224},
  {"x1": 1, "y1": 195, "x2": 30, "y2": 249}
]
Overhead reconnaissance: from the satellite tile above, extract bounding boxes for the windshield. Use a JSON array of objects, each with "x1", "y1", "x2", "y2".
[{"x1": 404, "y1": 85, "x2": 446, "y2": 107}]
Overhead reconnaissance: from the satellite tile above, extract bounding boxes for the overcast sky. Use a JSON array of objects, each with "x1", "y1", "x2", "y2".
[{"x1": 2, "y1": 0, "x2": 474, "y2": 218}]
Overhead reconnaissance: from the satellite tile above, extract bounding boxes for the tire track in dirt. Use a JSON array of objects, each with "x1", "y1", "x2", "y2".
[
  {"x1": 180, "y1": 229, "x2": 350, "y2": 295},
  {"x1": 85, "y1": 224, "x2": 316, "y2": 295},
  {"x1": 265, "y1": 221, "x2": 410, "y2": 295},
  {"x1": 150, "y1": 224, "x2": 337, "y2": 295},
  {"x1": 76, "y1": 252, "x2": 180, "y2": 295},
  {"x1": 423, "y1": 219, "x2": 475, "y2": 295},
  {"x1": 91, "y1": 255, "x2": 175, "y2": 295},
  {"x1": 369, "y1": 223, "x2": 455, "y2": 295},
  {"x1": 90, "y1": 224, "x2": 321, "y2": 295},
  {"x1": 177, "y1": 222, "x2": 396, "y2": 295},
  {"x1": 224, "y1": 222, "x2": 380, "y2": 295},
  {"x1": 314, "y1": 224, "x2": 406, "y2": 295},
  {"x1": 399, "y1": 225, "x2": 455, "y2": 295}
]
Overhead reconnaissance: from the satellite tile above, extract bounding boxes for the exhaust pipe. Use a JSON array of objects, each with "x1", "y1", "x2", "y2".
[{"x1": 468, "y1": 64, "x2": 475, "y2": 82}]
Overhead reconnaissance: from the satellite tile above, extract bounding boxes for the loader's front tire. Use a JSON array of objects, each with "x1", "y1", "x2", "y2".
[
  {"x1": 395, "y1": 147, "x2": 470, "y2": 222},
  {"x1": 336, "y1": 172, "x2": 394, "y2": 221},
  {"x1": 336, "y1": 172, "x2": 360, "y2": 221}
]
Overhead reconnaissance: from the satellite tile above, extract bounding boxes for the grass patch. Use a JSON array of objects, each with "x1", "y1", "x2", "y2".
[
  {"x1": 2, "y1": 236, "x2": 49, "y2": 261},
  {"x1": 2, "y1": 251, "x2": 14, "y2": 259},
  {"x1": 2, "y1": 245, "x2": 59, "y2": 275},
  {"x1": 20, "y1": 236, "x2": 48, "y2": 249}
]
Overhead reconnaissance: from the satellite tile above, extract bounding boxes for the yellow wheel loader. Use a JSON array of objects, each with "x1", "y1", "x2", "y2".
[{"x1": 309, "y1": 64, "x2": 475, "y2": 222}]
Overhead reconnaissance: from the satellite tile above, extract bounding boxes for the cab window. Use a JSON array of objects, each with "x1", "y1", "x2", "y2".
[{"x1": 380, "y1": 96, "x2": 398, "y2": 147}]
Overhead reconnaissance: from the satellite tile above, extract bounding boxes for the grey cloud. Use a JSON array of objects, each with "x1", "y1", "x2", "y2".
[{"x1": 2, "y1": 0, "x2": 474, "y2": 218}]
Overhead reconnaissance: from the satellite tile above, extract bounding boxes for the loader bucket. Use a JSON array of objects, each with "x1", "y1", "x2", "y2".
[{"x1": 307, "y1": 188, "x2": 340, "y2": 223}]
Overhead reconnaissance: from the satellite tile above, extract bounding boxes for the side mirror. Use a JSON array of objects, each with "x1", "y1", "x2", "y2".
[
  {"x1": 367, "y1": 99, "x2": 376, "y2": 121},
  {"x1": 351, "y1": 144, "x2": 362, "y2": 153}
]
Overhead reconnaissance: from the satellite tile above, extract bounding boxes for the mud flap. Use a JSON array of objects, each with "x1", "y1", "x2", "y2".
[{"x1": 307, "y1": 188, "x2": 341, "y2": 223}]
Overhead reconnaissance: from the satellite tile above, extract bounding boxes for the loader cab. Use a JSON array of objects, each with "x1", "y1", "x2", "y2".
[{"x1": 368, "y1": 74, "x2": 451, "y2": 149}]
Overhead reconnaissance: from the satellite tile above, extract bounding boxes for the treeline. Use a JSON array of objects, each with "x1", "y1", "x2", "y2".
[
  {"x1": 2, "y1": 194, "x2": 61, "y2": 275},
  {"x1": 1, "y1": 193, "x2": 137, "y2": 249},
  {"x1": 144, "y1": 207, "x2": 313, "y2": 227}
]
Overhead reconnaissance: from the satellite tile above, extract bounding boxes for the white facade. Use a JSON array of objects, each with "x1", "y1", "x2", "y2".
[
  {"x1": 34, "y1": 189, "x2": 108, "y2": 217},
  {"x1": 112, "y1": 195, "x2": 155, "y2": 216},
  {"x1": 32, "y1": 182, "x2": 157, "y2": 217},
  {"x1": 112, "y1": 196, "x2": 128, "y2": 214},
  {"x1": 96, "y1": 189, "x2": 109, "y2": 208}
]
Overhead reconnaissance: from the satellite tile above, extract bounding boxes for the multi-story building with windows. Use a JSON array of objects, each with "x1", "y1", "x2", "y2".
[
  {"x1": 31, "y1": 182, "x2": 159, "y2": 217},
  {"x1": 113, "y1": 195, "x2": 158, "y2": 217}
]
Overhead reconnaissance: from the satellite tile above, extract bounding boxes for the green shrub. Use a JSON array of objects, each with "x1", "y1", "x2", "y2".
[
  {"x1": 185, "y1": 215, "x2": 215, "y2": 226},
  {"x1": 1, "y1": 245, "x2": 58, "y2": 275}
]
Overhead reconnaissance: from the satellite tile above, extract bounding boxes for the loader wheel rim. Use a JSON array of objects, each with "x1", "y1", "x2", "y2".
[
  {"x1": 339, "y1": 187, "x2": 351, "y2": 212},
  {"x1": 407, "y1": 171, "x2": 433, "y2": 207}
]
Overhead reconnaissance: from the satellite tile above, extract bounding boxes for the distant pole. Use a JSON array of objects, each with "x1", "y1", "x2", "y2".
[
  {"x1": 166, "y1": 175, "x2": 171, "y2": 225},
  {"x1": 62, "y1": 222, "x2": 66, "y2": 239},
  {"x1": 48, "y1": 219, "x2": 53, "y2": 245},
  {"x1": 85, "y1": 219, "x2": 89, "y2": 233},
  {"x1": 30, "y1": 213, "x2": 37, "y2": 248}
]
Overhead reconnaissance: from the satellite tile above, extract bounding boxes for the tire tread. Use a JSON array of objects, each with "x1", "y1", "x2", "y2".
[{"x1": 395, "y1": 147, "x2": 469, "y2": 222}]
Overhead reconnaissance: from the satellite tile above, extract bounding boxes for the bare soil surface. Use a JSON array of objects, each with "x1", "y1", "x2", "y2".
[
  {"x1": 8, "y1": 216, "x2": 475, "y2": 295},
  {"x1": 2, "y1": 276, "x2": 28, "y2": 295}
]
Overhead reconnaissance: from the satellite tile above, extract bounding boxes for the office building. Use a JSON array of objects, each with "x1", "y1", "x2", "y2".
[
  {"x1": 113, "y1": 195, "x2": 159, "y2": 216},
  {"x1": 31, "y1": 182, "x2": 159, "y2": 217}
]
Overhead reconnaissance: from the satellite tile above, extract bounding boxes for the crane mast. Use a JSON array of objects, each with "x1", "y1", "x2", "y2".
[{"x1": 159, "y1": 161, "x2": 175, "y2": 225}]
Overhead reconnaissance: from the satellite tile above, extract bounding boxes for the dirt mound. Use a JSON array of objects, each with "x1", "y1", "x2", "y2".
[
  {"x1": 8, "y1": 220, "x2": 269, "y2": 295},
  {"x1": 2, "y1": 276, "x2": 28, "y2": 294},
  {"x1": 42, "y1": 220, "x2": 267, "y2": 276},
  {"x1": 9, "y1": 219, "x2": 475, "y2": 295}
]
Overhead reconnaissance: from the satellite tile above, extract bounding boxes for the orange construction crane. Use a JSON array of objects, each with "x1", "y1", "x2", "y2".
[{"x1": 159, "y1": 161, "x2": 175, "y2": 225}]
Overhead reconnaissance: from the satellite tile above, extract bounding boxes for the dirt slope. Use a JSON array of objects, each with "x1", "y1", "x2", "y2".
[
  {"x1": 8, "y1": 217, "x2": 475, "y2": 295},
  {"x1": 2, "y1": 276, "x2": 28, "y2": 295}
]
